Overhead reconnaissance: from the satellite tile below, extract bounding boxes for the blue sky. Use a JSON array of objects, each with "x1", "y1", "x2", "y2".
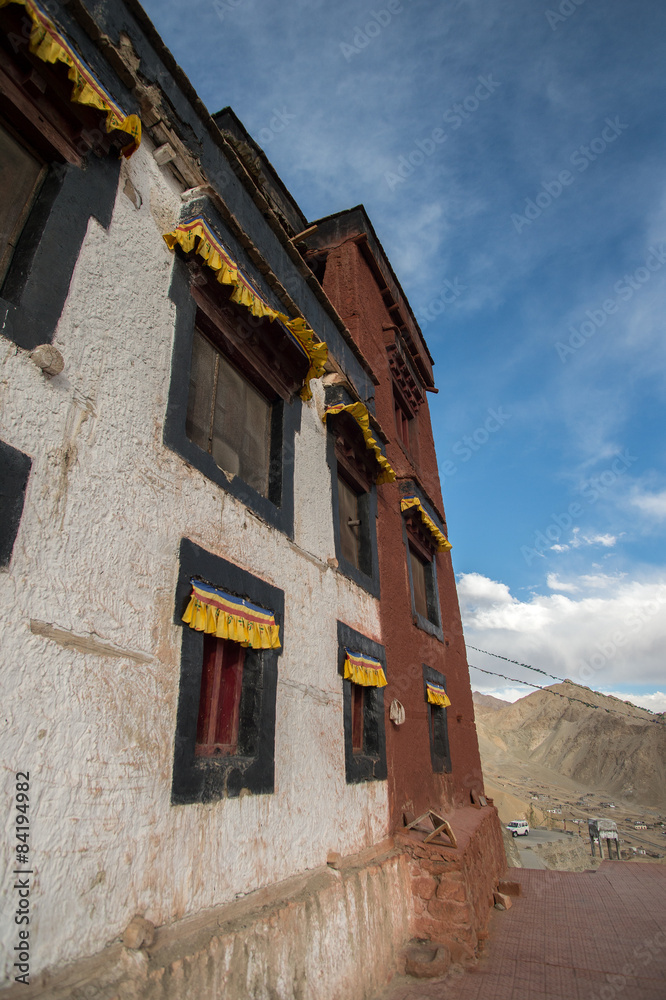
[{"x1": 139, "y1": 0, "x2": 666, "y2": 709}]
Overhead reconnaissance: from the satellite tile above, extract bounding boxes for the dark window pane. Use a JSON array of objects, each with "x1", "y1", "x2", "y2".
[
  {"x1": 212, "y1": 353, "x2": 271, "y2": 496},
  {"x1": 213, "y1": 641, "x2": 245, "y2": 749},
  {"x1": 410, "y1": 547, "x2": 429, "y2": 619},
  {"x1": 0, "y1": 122, "x2": 43, "y2": 281},
  {"x1": 432, "y1": 705, "x2": 448, "y2": 760},
  {"x1": 186, "y1": 329, "x2": 216, "y2": 451},
  {"x1": 196, "y1": 635, "x2": 245, "y2": 756},
  {"x1": 395, "y1": 397, "x2": 411, "y2": 449},
  {"x1": 351, "y1": 683, "x2": 364, "y2": 752},
  {"x1": 338, "y1": 475, "x2": 361, "y2": 568}
]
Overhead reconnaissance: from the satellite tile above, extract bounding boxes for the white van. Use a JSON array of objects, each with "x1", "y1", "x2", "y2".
[{"x1": 507, "y1": 820, "x2": 529, "y2": 837}]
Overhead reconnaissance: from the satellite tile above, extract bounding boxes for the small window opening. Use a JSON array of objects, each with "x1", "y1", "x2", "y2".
[
  {"x1": 351, "y1": 683, "x2": 365, "y2": 753},
  {"x1": 196, "y1": 634, "x2": 245, "y2": 756},
  {"x1": 186, "y1": 328, "x2": 272, "y2": 496}
]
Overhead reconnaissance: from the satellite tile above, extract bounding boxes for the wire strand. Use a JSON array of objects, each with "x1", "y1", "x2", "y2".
[{"x1": 468, "y1": 663, "x2": 664, "y2": 725}]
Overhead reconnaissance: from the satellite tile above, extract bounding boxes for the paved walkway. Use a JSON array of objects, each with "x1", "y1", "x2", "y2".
[{"x1": 378, "y1": 862, "x2": 666, "y2": 1000}]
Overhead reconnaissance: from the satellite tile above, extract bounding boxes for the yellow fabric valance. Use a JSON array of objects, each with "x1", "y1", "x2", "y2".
[
  {"x1": 322, "y1": 402, "x2": 396, "y2": 485},
  {"x1": 182, "y1": 580, "x2": 280, "y2": 650},
  {"x1": 426, "y1": 682, "x2": 451, "y2": 708},
  {"x1": 0, "y1": 0, "x2": 141, "y2": 156},
  {"x1": 401, "y1": 495, "x2": 452, "y2": 551},
  {"x1": 344, "y1": 649, "x2": 387, "y2": 688},
  {"x1": 163, "y1": 217, "x2": 327, "y2": 401}
]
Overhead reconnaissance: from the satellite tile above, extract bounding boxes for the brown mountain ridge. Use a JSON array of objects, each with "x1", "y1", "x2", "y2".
[{"x1": 473, "y1": 682, "x2": 666, "y2": 811}]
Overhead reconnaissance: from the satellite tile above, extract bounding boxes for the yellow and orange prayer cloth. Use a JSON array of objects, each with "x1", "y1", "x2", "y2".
[
  {"x1": 322, "y1": 402, "x2": 396, "y2": 485},
  {"x1": 343, "y1": 648, "x2": 387, "y2": 688},
  {"x1": 426, "y1": 682, "x2": 451, "y2": 708},
  {"x1": 0, "y1": 0, "x2": 141, "y2": 156},
  {"x1": 182, "y1": 580, "x2": 280, "y2": 650},
  {"x1": 163, "y1": 217, "x2": 327, "y2": 401},
  {"x1": 400, "y1": 495, "x2": 452, "y2": 551}
]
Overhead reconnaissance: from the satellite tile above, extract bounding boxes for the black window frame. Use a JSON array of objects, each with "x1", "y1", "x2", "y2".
[
  {"x1": 422, "y1": 664, "x2": 452, "y2": 774},
  {"x1": 402, "y1": 493, "x2": 444, "y2": 641},
  {"x1": 0, "y1": 6, "x2": 131, "y2": 350},
  {"x1": 338, "y1": 621, "x2": 387, "y2": 784},
  {"x1": 171, "y1": 538, "x2": 282, "y2": 805},
  {"x1": 0, "y1": 439, "x2": 32, "y2": 568},
  {"x1": 164, "y1": 246, "x2": 302, "y2": 537},
  {"x1": 325, "y1": 388, "x2": 380, "y2": 598}
]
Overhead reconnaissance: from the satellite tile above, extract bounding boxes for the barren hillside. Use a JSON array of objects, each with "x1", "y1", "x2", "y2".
[{"x1": 474, "y1": 683, "x2": 666, "y2": 811}]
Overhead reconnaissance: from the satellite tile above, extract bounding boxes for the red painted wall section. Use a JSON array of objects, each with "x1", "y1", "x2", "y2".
[{"x1": 322, "y1": 238, "x2": 485, "y2": 829}]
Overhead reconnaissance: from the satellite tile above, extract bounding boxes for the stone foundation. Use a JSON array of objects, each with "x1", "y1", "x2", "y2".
[
  {"x1": 3, "y1": 808, "x2": 505, "y2": 1000},
  {"x1": 397, "y1": 805, "x2": 506, "y2": 960}
]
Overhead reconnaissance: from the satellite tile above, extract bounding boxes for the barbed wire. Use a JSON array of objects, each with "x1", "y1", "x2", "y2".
[{"x1": 468, "y1": 663, "x2": 665, "y2": 726}]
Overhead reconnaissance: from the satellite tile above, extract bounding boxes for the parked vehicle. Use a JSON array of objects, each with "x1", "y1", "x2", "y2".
[{"x1": 507, "y1": 820, "x2": 530, "y2": 837}]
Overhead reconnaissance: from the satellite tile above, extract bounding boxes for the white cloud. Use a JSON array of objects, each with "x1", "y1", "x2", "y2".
[
  {"x1": 547, "y1": 573, "x2": 578, "y2": 593},
  {"x1": 550, "y1": 527, "x2": 618, "y2": 552},
  {"x1": 600, "y1": 691, "x2": 666, "y2": 714},
  {"x1": 630, "y1": 488, "x2": 666, "y2": 520},
  {"x1": 458, "y1": 571, "x2": 666, "y2": 694}
]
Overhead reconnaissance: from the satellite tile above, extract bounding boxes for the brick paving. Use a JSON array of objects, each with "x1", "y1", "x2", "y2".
[{"x1": 378, "y1": 862, "x2": 666, "y2": 1000}]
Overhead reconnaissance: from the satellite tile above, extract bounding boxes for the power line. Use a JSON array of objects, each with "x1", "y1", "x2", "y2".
[
  {"x1": 467, "y1": 644, "x2": 567, "y2": 683},
  {"x1": 468, "y1": 663, "x2": 665, "y2": 726},
  {"x1": 467, "y1": 643, "x2": 662, "y2": 717}
]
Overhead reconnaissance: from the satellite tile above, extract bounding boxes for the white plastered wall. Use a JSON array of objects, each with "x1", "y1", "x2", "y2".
[{"x1": 0, "y1": 139, "x2": 388, "y2": 978}]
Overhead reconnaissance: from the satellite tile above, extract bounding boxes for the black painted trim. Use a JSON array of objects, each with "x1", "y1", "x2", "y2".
[
  {"x1": 163, "y1": 256, "x2": 301, "y2": 537},
  {"x1": 400, "y1": 482, "x2": 444, "y2": 641},
  {"x1": 171, "y1": 538, "x2": 283, "y2": 804},
  {"x1": 0, "y1": 155, "x2": 121, "y2": 351},
  {"x1": 337, "y1": 621, "x2": 387, "y2": 784},
  {"x1": 422, "y1": 664, "x2": 452, "y2": 774},
  {"x1": 0, "y1": 440, "x2": 32, "y2": 568}
]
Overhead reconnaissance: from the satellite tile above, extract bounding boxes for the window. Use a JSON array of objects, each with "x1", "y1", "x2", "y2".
[
  {"x1": 337, "y1": 473, "x2": 364, "y2": 570},
  {"x1": 409, "y1": 546, "x2": 430, "y2": 620},
  {"x1": 0, "y1": 120, "x2": 45, "y2": 284},
  {"x1": 423, "y1": 666, "x2": 451, "y2": 773},
  {"x1": 0, "y1": 8, "x2": 123, "y2": 350},
  {"x1": 187, "y1": 328, "x2": 272, "y2": 497},
  {"x1": 326, "y1": 399, "x2": 380, "y2": 596},
  {"x1": 164, "y1": 219, "x2": 305, "y2": 537},
  {"x1": 407, "y1": 538, "x2": 439, "y2": 627},
  {"x1": 394, "y1": 388, "x2": 413, "y2": 452},
  {"x1": 196, "y1": 635, "x2": 245, "y2": 756},
  {"x1": 351, "y1": 683, "x2": 365, "y2": 753},
  {"x1": 172, "y1": 539, "x2": 282, "y2": 804},
  {"x1": 0, "y1": 439, "x2": 32, "y2": 568},
  {"x1": 403, "y1": 499, "x2": 443, "y2": 638},
  {"x1": 338, "y1": 621, "x2": 387, "y2": 784}
]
